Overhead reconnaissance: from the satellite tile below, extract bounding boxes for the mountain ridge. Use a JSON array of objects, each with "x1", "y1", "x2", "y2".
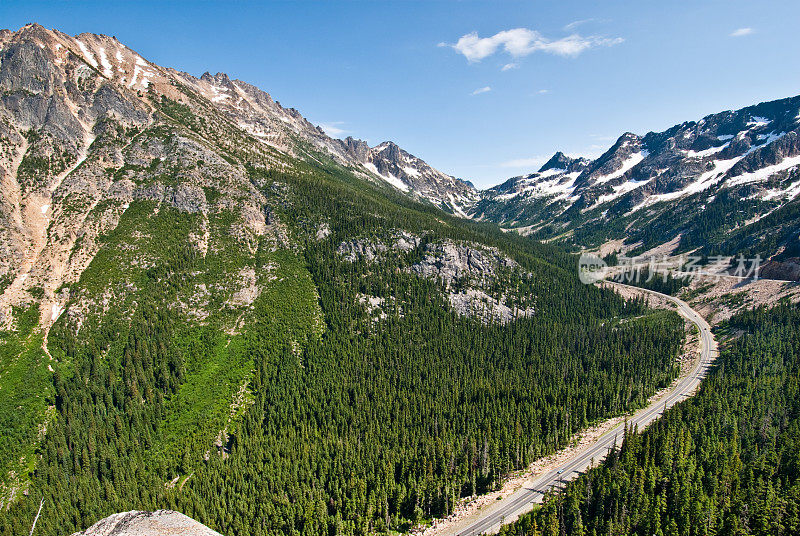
[
  {"x1": 470, "y1": 94, "x2": 800, "y2": 278},
  {"x1": 21, "y1": 19, "x2": 797, "y2": 261}
]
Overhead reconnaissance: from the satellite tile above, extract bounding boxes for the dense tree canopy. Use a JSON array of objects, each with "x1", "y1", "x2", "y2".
[{"x1": 499, "y1": 301, "x2": 800, "y2": 536}]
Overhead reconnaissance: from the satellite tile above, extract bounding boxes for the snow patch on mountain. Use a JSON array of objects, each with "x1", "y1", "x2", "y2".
[
  {"x1": 496, "y1": 172, "x2": 580, "y2": 203},
  {"x1": 747, "y1": 115, "x2": 772, "y2": 127},
  {"x1": 764, "y1": 179, "x2": 800, "y2": 201},
  {"x1": 593, "y1": 177, "x2": 652, "y2": 207},
  {"x1": 97, "y1": 47, "x2": 113, "y2": 78},
  {"x1": 685, "y1": 143, "x2": 729, "y2": 158},
  {"x1": 727, "y1": 154, "x2": 800, "y2": 187},
  {"x1": 363, "y1": 162, "x2": 410, "y2": 192},
  {"x1": 403, "y1": 166, "x2": 421, "y2": 178},
  {"x1": 631, "y1": 157, "x2": 744, "y2": 211},
  {"x1": 76, "y1": 40, "x2": 98, "y2": 68},
  {"x1": 593, "y1": 151, "x2": 647, "y2": 184}
]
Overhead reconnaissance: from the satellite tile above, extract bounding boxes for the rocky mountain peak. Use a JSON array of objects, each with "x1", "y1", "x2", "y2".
[
  {"x1": 200, "y1": 71, "x2": 233, "y2": 86},
  {"x1": 353, "y1": 140, "x2": 478, "y2": 215},
  {"x1": 376, "y1": 141, "x2": 402, "y2": 161},
  {"x1": 340, "y1": 136, "x2": 371, "y2": 161},
  {"x1": 612, "y1": 131, "x2": 643, "y2": 150},
  {"x1": 539, "y1": 151, "x2": 589, "y2": 173}
]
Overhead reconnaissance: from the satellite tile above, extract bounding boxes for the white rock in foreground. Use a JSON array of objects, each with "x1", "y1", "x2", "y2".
[{"x1": 71, "y1": 510, "x2": 222, "y2": 536}]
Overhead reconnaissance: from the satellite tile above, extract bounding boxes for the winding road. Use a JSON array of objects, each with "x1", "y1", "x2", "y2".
[{"x1": 448, "y1": 283, "x2": 718, "y2": 536}]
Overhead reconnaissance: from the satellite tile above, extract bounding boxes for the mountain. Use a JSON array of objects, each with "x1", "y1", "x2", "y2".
[
  {"x1": 164, "y1": 71, "x2": 478, "y2": 213},
  {"x1": 472, "y1": 95, "x2": 800, "y2": 278},
  {"x1": 0, "y1": 23, "x2": 478, "y2": 333},
  {"x1": 0, "y1": 23, "x2": 685, "y2": 536},
  {"x1": 340, "y1": 138, "x2": 478, "y2": 216}
]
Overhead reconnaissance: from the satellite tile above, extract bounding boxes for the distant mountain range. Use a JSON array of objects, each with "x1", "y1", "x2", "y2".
[
  {"x1": 164, "y1": 54, "x2": 800, "y2": 276},
  {"x1": 470, "y1": 95, "x2": 800, "y2": 279},
  {"x1": 3, "y1": 21, "x2": 799, "y2": 302}
]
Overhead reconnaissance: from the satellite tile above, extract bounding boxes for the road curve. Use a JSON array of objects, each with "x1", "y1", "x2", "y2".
[{"x1": 449, "y1": 283, "x2": 717, "y2": 536}]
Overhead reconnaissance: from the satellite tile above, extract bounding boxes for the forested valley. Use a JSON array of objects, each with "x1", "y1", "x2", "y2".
[
  {"x1": 498, "y1": 301, "x2": 800, "y2": 536},
  {"x1": 0, "y1": 160, "x2": 685, "y2": 536}
]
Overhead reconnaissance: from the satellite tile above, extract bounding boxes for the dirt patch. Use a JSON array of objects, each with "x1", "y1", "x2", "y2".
[
  {"x1": 638, "y1": 234, "x2": 684, "y2": 259},
  {"x1": 683, "y1": 275, "x2": 800, "y2": 324},
  {"x1": 594, "y1": 239, "x2": 626, "y2": 257}
]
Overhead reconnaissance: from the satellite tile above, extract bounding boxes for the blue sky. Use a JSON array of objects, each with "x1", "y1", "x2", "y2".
[{"x1": 2, "y1": 1, "x2": 799, "y2": 188}]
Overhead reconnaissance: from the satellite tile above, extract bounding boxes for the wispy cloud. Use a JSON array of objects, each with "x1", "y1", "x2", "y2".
[
  {"x1": 563, "y1": 19, "x2": 594, "y2": 31},
  {"x1": 446, "y1": 27, "x2": 624, "y2": 63},
  {"x1": 536, "y1": 89, "x2": 550, "y2": 95},
  {"x1": 316, "y1": 121, "x2": 348, "y2": 137},
  {"x1": 590, "y1": 133, "x2": 617, "y2": 142},
  {"x1": 564, "y1": 18, "x2": 611, "y2": 31},
  {"x1": 730, "y1": 27, "x2": 753, "y2": 37},
  {"x1": 500, "y1": 155, "x2": 549, "y2": 168},
  {"x1": 471, "y1": 86, "x2": 492, "y2": 95},
  {"x1": 501, "y1": 62, "x2": 518, "y2": 71}
]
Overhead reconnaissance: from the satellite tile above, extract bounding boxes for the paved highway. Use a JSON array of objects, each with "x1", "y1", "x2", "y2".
[{"x1": 450, "y1": 283, "x2": 717, "y2": 536}]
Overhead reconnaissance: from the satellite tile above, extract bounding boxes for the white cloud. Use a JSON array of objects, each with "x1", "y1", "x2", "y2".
[
  {"x1": 448, "y1": 28, "x2": 623, "y2": 62},
  {"x1": 471, "y1": 86, "x2": 492, "y2": 95},
  {"x1": 564, "y1": 18, "x2": 610, "y2": 31},
  {"x1": 563, "y1": 19, "x2": 594, "y2": 31},
  {"x1": 317, "y1": 121, "x2": 348, "y2": 136},
  {"x1": 537, "y1": 89, "x2": 550, "y2": 94},
  {"x1": 500, "y1": 156, "x2": 549, "y2": 168},
  {"x1": 501, "y1": 62, "x2": 518, "y2": 71},
  {"x1": 730, "y1": 27, "x2": 753, "y2": 37}
]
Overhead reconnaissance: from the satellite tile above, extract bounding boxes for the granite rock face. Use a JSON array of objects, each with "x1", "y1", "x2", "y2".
[
  {"x1": 337, "y1": 232, "x2": 533, "y2": 323},
  {"x1": 71, "y1": 510, "x2": 222, "y2": 536},
  {"x1": 410, "y1": 240, "x2": 517, "y2": 287}
]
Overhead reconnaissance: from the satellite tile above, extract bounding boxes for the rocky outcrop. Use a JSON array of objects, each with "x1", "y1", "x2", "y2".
[
  {"x1": 337, "y1": 233, "x2": 534, "y2": 323},
  {"x1": 410, "y1": 241, "x2": 517, "y2": 287},
  {"x1": 336, "y1": 230, "x2": 421, "y2": 262},
  {"x1": 410, "y1": 240, "x2": 534, "y2": 323},
  {"x1": 71, "y1": 510, "x2": 222, "y2": 536},
  {"x1": 447, "y1": 288, "x2": 534, "y2": 325}
]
